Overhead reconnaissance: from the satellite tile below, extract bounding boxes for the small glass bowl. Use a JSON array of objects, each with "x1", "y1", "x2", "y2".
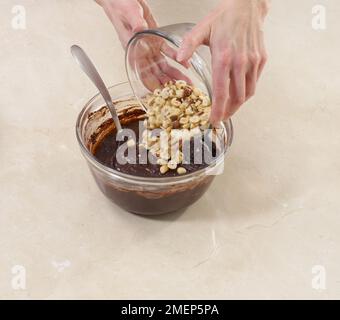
[
  {"x1": 76, "y1": 82, "x2": 233, "y2": 215},
  {"x1": 126, "y1": 23, "x2": 213, "y2": 110}
]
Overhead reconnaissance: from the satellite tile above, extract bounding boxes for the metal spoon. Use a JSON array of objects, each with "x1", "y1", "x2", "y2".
[{"x1": 70, "y1": 45, "x2": 122, "y2": 132}]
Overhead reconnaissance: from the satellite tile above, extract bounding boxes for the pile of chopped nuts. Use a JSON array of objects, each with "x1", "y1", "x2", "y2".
[{"x1": 141, "y1": 80, "x2": 212, "y2": 175}]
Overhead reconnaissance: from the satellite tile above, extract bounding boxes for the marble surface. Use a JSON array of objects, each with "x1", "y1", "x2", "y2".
[{"x1": 1, "y1": 0, "x2": 340, "y2": 299}]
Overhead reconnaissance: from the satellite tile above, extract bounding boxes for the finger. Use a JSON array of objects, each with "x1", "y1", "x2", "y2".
[
  {"x1": 225, "y1": 67, "x2": 246, "y2": 117},
  {"x1": 136, "y1": 52, "x2": 162, "y2": 91},
  {"x1": 142, "y1": 35, "x2": 192, "y2": 84},
  {"x1": 160, "y1": 42, "x2": 177, "y2": 60},
  {"x1": 133, "y1": 38, "x2": 167, "y2": 90},
  {"x1": 257, "y1": 51, "x2": 267, "y2": 80},
  {"x1": 257, "y1": 33, "x2": 268, "y2": 80},
  {"x1": 210, "y1": 51, "x2": 231, "y2": 125},
  {"x1": 138, "y1": 0, "x2": 158, "y2": 29},
  {"x1": 153, "y1": 51, "x2": 192, "y2": 84},
  {"x1": 149, "y1": 57, "x2": 172, "y2": 86},
  {"x1": 158, "y1": 58, "x2": 193, "y2": 84},
  {"x1": 245, "y1": 64, "x2": 258, "y2": 100},
  {"x1": 139, "y1": 64, "x2": 162, "y2": 92},
  {"x1": 177, "y1": 27, "x2": 206, "y2": 64},
  {"x1": 160, "y1": 42, "x2": 190, "y2": 69}
]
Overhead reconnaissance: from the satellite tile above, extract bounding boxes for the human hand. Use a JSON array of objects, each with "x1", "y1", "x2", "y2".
[
  {"x1": 177, "y1": 0, "x2": 269, "y2": 124},
  {"x1": 96, "y1": 0, "x2": 190, "y2": 91},
  {"x1": 95, "y1": 0, "x2": 155, "y2": 47}
]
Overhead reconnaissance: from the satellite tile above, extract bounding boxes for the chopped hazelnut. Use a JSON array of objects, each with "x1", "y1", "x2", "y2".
[{"x1": 177, "y1": 167, "x2": 187, "y2": 175}]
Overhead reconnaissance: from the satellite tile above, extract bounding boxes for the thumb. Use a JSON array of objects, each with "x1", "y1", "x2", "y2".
[{"x1": 177, "y1": 27, "x2": 206, "y2": 63}]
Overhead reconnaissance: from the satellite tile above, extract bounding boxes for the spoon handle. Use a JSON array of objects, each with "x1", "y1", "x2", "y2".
[{"x1": 71, "y1": 45, "x2": 122, "y2": 132}]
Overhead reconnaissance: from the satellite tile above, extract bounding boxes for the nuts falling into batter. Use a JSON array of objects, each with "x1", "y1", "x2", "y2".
[{"x1": 141, "y1": 80, "x2": 212, "y2": 175}]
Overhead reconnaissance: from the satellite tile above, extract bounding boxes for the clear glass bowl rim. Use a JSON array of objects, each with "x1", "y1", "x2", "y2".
[{"x1": 76, "y1": 82, "x2": 233, "y2": 187}]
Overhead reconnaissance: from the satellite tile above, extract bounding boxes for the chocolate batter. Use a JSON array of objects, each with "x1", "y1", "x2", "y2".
[{"x1": 93, "y1": 113, "x2": 217, "y2": 177}]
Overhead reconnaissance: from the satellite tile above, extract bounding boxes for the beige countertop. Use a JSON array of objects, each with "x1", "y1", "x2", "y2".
[{"x1": 1, "y1": 0, "x2": 339, "y2": 299}]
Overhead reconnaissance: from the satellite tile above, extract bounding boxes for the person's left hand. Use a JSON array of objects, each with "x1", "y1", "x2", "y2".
[{"x1": 177, "y1": 0, "x2": 269, "y2": 124}]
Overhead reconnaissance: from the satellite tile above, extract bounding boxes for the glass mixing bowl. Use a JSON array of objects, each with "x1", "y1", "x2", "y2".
[{"x1": 76, "y1": 83, "x2": 233, "y2": 215}]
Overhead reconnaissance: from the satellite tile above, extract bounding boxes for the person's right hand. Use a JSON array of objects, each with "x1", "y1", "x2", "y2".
[
  {"x1": 96, "y1": 0, "x2": 190, "y2": 91},
  {"x1": 95, "y1": 0, "x2": 155, "y2": 48}
]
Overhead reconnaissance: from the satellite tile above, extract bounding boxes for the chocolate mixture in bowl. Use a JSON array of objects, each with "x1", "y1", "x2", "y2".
[
  {"x1": 92, "y1": 80, "x2": 220, "y2": 178},
  {"x1": 92, "y1": 111, "x2": 218, "y2": 178}
]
